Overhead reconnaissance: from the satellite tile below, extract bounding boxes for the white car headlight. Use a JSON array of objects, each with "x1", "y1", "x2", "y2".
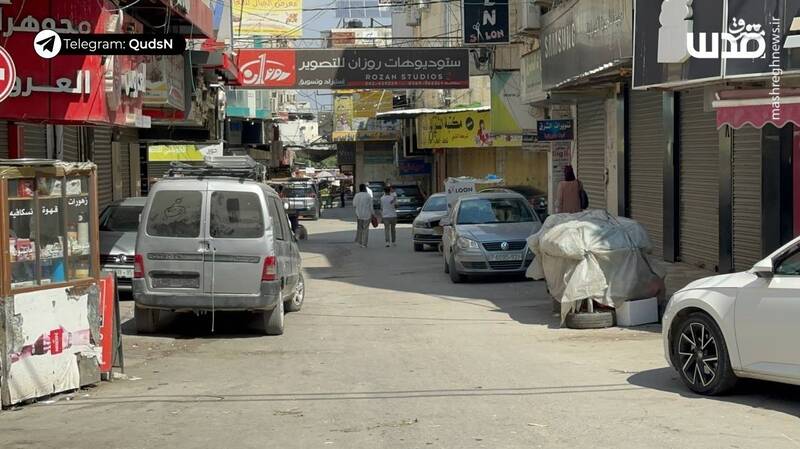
[{"x1": 457, "y1": 236, "x2": 480, "y2": 250}]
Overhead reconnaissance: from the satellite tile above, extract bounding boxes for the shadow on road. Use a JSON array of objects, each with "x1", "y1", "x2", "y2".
[
  {"x1": 628, "y1": 367, "x2": 800, "y2": 417},
  {"x1": 120, "y1": 310, "x2": 280, "y2": 339},
  {"x1": 298, "y1": 217, "x2": 560, "y2": 328}
]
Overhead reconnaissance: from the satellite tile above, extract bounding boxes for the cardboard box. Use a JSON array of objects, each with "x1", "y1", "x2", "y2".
[{"x1": 616, "y1": 297, "x2": 658, "y2": 327}]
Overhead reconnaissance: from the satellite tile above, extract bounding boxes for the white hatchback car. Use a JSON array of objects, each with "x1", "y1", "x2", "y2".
[{"x1": 663, "y1": 236, "x2": 800, "y2": 395}]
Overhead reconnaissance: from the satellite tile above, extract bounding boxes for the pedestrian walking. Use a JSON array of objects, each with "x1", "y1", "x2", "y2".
[
  {"x1": 339, "y1": 187, "x2": 346, "y2": 208},
  {"x1": 380, "y1": 186, "x2": 397, "y2": 247},
  {"x1": 353, "y1": 184, "x2": 373, "y2": 248},
  {"x1": 556, "y1": 165, "x2": 586, "y2": 213}
]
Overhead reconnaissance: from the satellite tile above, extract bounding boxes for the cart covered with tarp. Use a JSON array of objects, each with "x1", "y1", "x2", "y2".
[{"x1": 526, "y1": 210, "x2": 666, "y2": 323}]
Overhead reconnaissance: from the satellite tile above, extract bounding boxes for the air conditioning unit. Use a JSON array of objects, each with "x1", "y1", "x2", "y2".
[
  {"x1": 517, "y1": 0, "x2": 542, "y2": 35},
  {"x1": 406, "y1": 8, "x2": 421, "y2": 26}
]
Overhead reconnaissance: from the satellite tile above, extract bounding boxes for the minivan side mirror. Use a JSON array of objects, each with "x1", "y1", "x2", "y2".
[{"x1": 751, "y1": 258, "x2": 774, "y2": 278}]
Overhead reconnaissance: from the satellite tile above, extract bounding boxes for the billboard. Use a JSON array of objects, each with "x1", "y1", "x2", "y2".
[
  {"x1": 237, "y1": 48, "x2": 470, "y2": 89},
  {"x1": 232, "y1": 0, "x2": 302, "y2": 38},
  {"x1": 491, "y1": 71, "x2": 538, "y2": 147},
  {"x1": 417, "y1": 111, "x2": 493, "y2": 149},
  {"x1": 148, "y1": 143, "x2": 223, "y2": 162},
  {"x1": 333, "y1": 91, "x2": 400, "y2": 141}
]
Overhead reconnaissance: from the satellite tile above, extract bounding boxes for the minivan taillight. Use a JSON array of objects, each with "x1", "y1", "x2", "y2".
[
  {"x1": 134, "y1": 254, "x2": 144, "y2": 279},
  {"x1": 262, "y1": 256, "x2": 277, "y2": 281}
]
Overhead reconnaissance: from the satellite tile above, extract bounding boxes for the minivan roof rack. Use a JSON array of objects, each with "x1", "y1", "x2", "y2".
[{"x1": 166, "y1": 155, "x2": 267, "y2": 181}]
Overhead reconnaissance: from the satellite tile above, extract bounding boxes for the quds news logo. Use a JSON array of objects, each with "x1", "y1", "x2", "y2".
[{"x1": 656, "y1": 0, "x2": 790, "y2": 63}]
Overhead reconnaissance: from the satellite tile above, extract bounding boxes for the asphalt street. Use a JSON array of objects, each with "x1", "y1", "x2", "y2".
[{"x1": 1, "y1": 207, "x2": 799, "y2": 448}]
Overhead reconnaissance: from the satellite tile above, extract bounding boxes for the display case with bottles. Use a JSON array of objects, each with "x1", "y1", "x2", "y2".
[{"x1": 0, "y1": 160, "x2": 102, "y2": 406}]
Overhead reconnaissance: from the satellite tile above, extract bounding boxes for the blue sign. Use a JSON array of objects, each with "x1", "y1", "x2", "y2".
[
  {"x1": 537, "y1": 119, "x2": 574, "y2": 141},
  {"x1": 399, "y1": 159, "x2": 432, "y2": 175}
]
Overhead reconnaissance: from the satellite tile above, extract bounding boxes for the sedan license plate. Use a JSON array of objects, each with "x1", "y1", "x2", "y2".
[
  {"x1": 115, "y1": 268, "x2": 134, "y2": 279},
  {"x1": 488, "y1": 253, "x2": 523, "y2": 262}
]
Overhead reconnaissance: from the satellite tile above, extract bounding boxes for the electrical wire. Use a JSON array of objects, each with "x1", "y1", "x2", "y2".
[{"x1": 97, "y1": 0, "x2": 145, "y2": 12}]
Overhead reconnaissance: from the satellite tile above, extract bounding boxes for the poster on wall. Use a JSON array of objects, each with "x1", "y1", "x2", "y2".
[
  {"x1": 417, "y1": 110, "x2": 493, "y2": 149},
  {"x1": 333, "y1": 91, "x2": 400, "y2": 141}
]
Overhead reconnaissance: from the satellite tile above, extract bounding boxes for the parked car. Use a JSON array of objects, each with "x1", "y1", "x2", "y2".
[
  {"x1": 505, "y1": 185, "x2": 549, "y2": 221},
  {"x1": 412, "y1": 193, "x2": 448, "y2": 251},
  {"x1": 441, "y1": 191, "x2": 542, "y2": 283},
  {"x1": 368, "y1": 181, "x2": 386, "y2": 209},
  {"x1": 99, "y1": 197, "x2": 147, "y2": 292},
  {"x1": 133, "y1": 175, "x2": 304, "y2": 335},
  {"x1": 392, "y1": 184, "x2": 426, "y2": 222},
  {"x1": 283, "y1": 180, "x2": 320, "y2": 220},
  {"x1": 663, "y1": 235, "x2": 800, "y2": 395}
]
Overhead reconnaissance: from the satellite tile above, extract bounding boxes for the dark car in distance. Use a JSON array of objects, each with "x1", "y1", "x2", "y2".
[{"x1": 392, "y1": 184, "x2": 426, "y2": 222}]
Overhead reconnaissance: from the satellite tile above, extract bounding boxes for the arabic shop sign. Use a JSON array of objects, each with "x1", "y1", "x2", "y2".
[
  {"x1": 634, "y1": 0, "x2": 800, "y2": 89},
  {"x1": 537, "y1": 119, "x2": 574, "y2": 141},
  {"x1": 541, "y1": 0, "x2": 632, "y2": 90},
  {"x1": 237, "y1": 48, "x2": 470, "y2": 89},
  {"x1": 148, "y1": 143, "x2": 223, "y2": 162},
  {"x1": 398, "y1": 159, "x2": 432, "y2": 175},
  {"x1": 462, "y1": 0, "x2": 510, "y2": 45},
  {"x1": 0, "y1": 0, "x2": 147, "y2": 125},
  {"x1": 417, "y1": 111, "x2": 493, "y2": 149}
]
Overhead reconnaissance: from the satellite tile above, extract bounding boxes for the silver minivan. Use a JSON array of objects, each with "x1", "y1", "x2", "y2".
[{"x1": 133, "y1": 175, "x2": 304, "y2": 335}]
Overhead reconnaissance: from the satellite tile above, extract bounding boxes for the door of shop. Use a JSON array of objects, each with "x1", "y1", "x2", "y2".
[
  {"x1": 732, "y1": 126, "x2": 762, "y2": 271},
  {"x1": 91, "y1": 127, "x2": 114, "y2": 210},
  {"x1": 628, "y1": 90, "x2": 664, "y2": 257},
  {"x1": 679, "y1": 89, "x2": 719, "y2": 271},
  {"x1": 577, "y1": 99, "x2": 606, "y2": 209},
  {"x1": 22, "y1": 124, "x2": 48, "y2": 159}
]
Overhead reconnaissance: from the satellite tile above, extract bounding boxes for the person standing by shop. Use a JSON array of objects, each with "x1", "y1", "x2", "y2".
[
  {"x1": 353, "y1": 184, "x2": 373, "y2": 248},
  {"x1": 556, "y1": 165, "x2": 585, "y2": 213},
  {"x1": 380, "y1": 186, "x2": 398, "y2": 247}
]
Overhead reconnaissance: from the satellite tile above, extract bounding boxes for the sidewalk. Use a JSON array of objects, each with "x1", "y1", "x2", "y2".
[{"x1": 662, "y1": 261, "x2": 715, "y2": 298}]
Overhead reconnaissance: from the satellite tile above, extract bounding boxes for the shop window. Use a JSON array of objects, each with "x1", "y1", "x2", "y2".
[
  {"x1": 9, "y1": 178, "x2": 39, "y2": 289},
  {"x1": 65, "y1": 176, "x2": 92, "y2": 280}
]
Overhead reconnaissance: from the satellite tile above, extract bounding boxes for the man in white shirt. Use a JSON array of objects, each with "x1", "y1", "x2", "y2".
[
  {"x1": 380, "y1": 186, "x2": 397, "y2": 247},
  {"x1": 352, "y1": 184, "x2": 374, "y2": 248}
]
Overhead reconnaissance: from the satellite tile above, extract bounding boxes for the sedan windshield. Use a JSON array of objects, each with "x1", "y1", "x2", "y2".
[
  {"x1": 457, "y1": 198, "x2": 535, "y2": 225},
  {"x1": 422, "y1": 196, "x2": 448, "y2": 212},
  {"x1": 100, "y1": 205, "x2": 143, "y2": 232}
]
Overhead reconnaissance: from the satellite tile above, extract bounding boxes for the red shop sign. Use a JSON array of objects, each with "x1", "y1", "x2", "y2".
[{"x1": 0, "y1": 0, "x2": 146, "y2": 126}]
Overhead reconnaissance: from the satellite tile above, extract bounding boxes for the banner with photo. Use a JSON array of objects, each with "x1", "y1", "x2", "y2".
[
  {"x1": 491, "y1": 71, "x2": 543, "y2": 147},
  {"x1": 417, "y1": 111, "x2": 493, "y2": 149},
  {"x1": 333, "y1": 91, "x2": 400, "y2": 141},
  {"x1": 233, "y1": 0, "x2": 303, "y2": 39}
]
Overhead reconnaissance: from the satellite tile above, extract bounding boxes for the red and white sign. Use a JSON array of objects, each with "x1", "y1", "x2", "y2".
[
  {"x1": 0, "y1": 1, "x2": 147, "y2": 126},
  {"x1": 238, "y1": 49, "x2": 296, "y2": 88},
  {"x1": 0, "y1": 46, "x2": 16, "y2": 103}
]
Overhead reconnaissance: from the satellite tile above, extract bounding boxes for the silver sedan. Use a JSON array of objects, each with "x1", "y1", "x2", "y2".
[{"x1": 441, "y1": 191, "x2": 542, "y2": 283}]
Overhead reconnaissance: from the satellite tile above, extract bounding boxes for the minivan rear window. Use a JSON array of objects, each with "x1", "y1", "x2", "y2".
[
  {"x1": 146, "y1": 191, "x2": 203, "y2": 237},
  {"x1": 210, "y1": 192, "x2": 264, "y2": 238}
]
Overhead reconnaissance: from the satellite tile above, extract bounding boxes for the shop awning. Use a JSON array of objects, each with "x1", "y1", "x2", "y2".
[
  {"x1": 713, "y1": 89, "x2": 800, "y2": 129},
  {"x1": 375, "y1": 106, "x2": 490, "y2": 120}
]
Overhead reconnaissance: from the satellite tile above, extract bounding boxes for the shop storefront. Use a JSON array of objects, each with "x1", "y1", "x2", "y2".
[
  {"x1": 0, "y1": 1, "x2": 150, "y2": 212},
  {"x1": 633, "y1": 0, "x2": 800, "y2": 271},
  {"x1": 539, "y1": 0, "x2": 633, "y2": 214}
]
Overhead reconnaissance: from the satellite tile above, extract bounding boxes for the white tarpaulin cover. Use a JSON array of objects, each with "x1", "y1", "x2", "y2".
[{"x1": 526, "y1": 210, "x2": 665, "y2": 322}]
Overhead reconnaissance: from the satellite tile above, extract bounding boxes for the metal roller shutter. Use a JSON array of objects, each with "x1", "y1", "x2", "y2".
[
  {"x1": 577, "y1": 99, "x2": 606, "y2": 209},
  {"x1": 0, "y1": 120, "x2": 8, "y2": 158},
  {"x1": 23, "y1": 124, "x2": 48, "y2": 159},
  {"x1": 679, "y1": 89, "x2": 719, "y2": 271},
  {"x1": 92, "y1": 127, "x2": 114, "y2": 210},
  {"x1": 61, "y1": 126, "x2": 81, "y2": 161},
  {"x1": 628, "y1": 91, "x2": 664, "y2": 256},
  {"x1": 732, "y1": 126, "x2": 762, "y2": 271},
  {"x1": 114, "y1": 127, "x2": 137, "y2": 199}
]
